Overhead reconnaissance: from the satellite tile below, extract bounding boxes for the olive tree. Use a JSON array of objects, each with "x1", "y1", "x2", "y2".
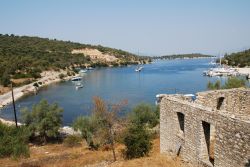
[{"x1": 21, "y1": 99, "x2": 63, "y2": 143}]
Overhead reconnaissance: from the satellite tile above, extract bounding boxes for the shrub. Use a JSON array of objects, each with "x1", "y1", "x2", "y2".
[
  {"x1": 0, "y1": 122, "x2": 30, "y2": 158},
  {"x1": 207, "y1": 77, "x2": 246, "y2": 90},
  {"x1": 21, "y1": 99, "x2": 63, "y2": 143},
  {"x1": 1, "y1": 72, "x2": 11, "y2": 87},
  {"x1": 129, "y1": 103, "x2": 159, "y2": 128},
  {"x1": 207, "y1": 80, "x2": 221, "y2": 90},
  {"x1": 59, "y1": 73, "x2": 66, "y2": 79},
  {"x1": 123, "y1": 124, "x2": 152, "y2": 159},
  {"x1": 72, "y1": 116, "x2": 97, "y2": 149},
  {"x1": 223, "y1": 77, "x2": 246, "y2": 89},
  {"x1": 63, "y1": 135, "x2": 82, "y2": 147},
  {"x1": 33, "y1": 82, "x2": 39, "y2": 87}
]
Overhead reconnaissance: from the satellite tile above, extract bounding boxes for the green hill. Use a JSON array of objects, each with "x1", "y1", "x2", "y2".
[
  {"x1": 222, "y1": 49, "x2": 250, "y2": 67},
  {"x1": 0, "y1": 34, "x2": 149, "y2": 86},
  {"x1": 154, "y1": 53, "x2": 214, "y2": 60}
]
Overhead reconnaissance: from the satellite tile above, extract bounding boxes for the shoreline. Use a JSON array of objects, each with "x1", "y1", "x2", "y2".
[
  {"x1": 0, "y1": 70, "x2": 73, "y2": 109},
  {"x1": 0, "y1": 70, "x2": 79, "y2": 135},
  {"x1": 0, "y1": 117, "x2": 79, "y2": 135}
]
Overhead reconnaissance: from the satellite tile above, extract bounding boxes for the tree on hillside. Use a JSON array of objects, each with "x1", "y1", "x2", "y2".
[
  {"x1": 123, "y1": 124, "x2": 152, "y2": 159},
  {"x1": 222, "y1": 49, "x2": 250, "y2": 67},
  {"x1": 72, "y1": 97, "x2": 127, "y2": 161},
  {"x1": 0, "y1": 71, "x2": 11, "y2": 87},
  {"x1": 123, "y1": 103, "x2": 158, "y2": 159},
  {"x1": 92, "y1": 96, "x2": 127, "y2": 161},
  {"x1": 73, "y1": 116, "x2": 97, "y2": 149},
  {"x1": 21, "y1": 99, "x2": 63, "y2": 143}
]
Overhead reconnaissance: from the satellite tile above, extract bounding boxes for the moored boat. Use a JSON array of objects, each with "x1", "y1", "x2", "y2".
[
  {"x1": 75, "y1": 82, "x2": 83, "y2": 89},
  {"x1": 71, "y1": 76, "x2": 82, "y2": 81},
  {"x1": 135, "y1": 66, "x2": 143, "y2": 72}
]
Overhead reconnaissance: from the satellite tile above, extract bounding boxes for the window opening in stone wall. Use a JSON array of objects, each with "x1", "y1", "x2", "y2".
[
  {"x1": 202, "y1": 121, "x2": 215, "y2": 166},
  {"x1": 177, "y1": 112, "x2": 185, "y2": 132},
  {"x1": 216, "y1": 97, "x2": 224, "y2": 110}
]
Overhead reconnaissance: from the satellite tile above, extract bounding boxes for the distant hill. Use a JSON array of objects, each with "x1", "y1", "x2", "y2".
[
  {"x1": 222, "y1": 49, "x2": 250, "y2": 67},
  {"x1": 153, "y1": 53, "x2": 214, "y2": 60},
  {"x1": 0, "y1": 34, "x2": 150, "y2": 86}
]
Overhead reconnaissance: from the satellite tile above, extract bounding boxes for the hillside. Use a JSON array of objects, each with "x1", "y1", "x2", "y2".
[
  {"x1": 222, "y1": 49, "x2": 250, "y2": 67},
  {"x1": 0, "y1": 34, "x2": 150, "y2": 87},
  {"x1": 154, "y1": 53, "x2": 214, "y2": 60}
]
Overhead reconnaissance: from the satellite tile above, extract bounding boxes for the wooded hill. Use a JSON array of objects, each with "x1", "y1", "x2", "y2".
[
  {"x1": 153, "y1": 53, "x2": 214, "y2": 60},
  {"x1": 0, "y1": 34, "x2": 149, "y2": 86},
  {"x1": 222, "y1": 49, "x2": 250, "y2": 67}
]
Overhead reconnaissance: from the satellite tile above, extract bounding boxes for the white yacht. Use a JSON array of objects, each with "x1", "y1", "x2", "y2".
[{"x1": 135, "y1": 66, "x2": 143, "y2": 72}]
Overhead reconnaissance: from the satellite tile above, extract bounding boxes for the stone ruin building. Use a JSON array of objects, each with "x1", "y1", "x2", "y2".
[{"x1": 159, "y1": 88, "x2": 250, "y2": 167}]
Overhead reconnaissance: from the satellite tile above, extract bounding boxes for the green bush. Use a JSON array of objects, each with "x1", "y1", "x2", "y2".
[
  {"x1": 63, "y1": 135, "x2": 82, "y2": 147},
  {"x1": 223, "y1": 77, "x2": 246, "y2": 89},
  {"x1": 207, "y1": 77, "x2": 246, "y2": 90},
  {"x1": 0, "y1": 72, "x2": 11, "y2": 87},
  {"x1": 21, "y1": 99, "x2": 63, "y2": 143},
  {"x1": 207, "y1": 80, "x2": 221, "y2": 90},
  {"x1": 0, "y1": 122, "x2": 30, "y2": 158},
  {"x1": 222, "y1": 49, "x2": 250, "y2": 67},
  {"x1": 123, "y1": 124, "x2": 152, "y2": 159},
  {"x1": 73, "y1": 116, "x2": 96, "y2": 148},
  {"x1": 129, "y1": 103, "x2": 159, "y2": 128},
  {"x1": 59, "y1": 73, "x2": 66, "y2": 79}
]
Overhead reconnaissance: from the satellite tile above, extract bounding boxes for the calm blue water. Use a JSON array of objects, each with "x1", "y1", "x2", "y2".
[{"x1": 0, "y1": 59, "x2": 224, "y2": 125}]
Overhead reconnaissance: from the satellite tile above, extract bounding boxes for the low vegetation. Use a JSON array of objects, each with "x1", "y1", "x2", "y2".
[
  {"x1": 129, "y1": 103, "x2": 159, "y2": 128},
  {"x1": 207, "y1": 77, "x2": 247, "y2": 90},
  {"x1": 63, "y1": 135, "x2": 82, "y2": 147},
  {"x1": 0, "y1": 98, "x2": 160, "y2": 164},
  {"x1": 21, "y1": 99, "x2": 63, "y2": 143},
  {"x1": 222, "y1": 49, "x2": 250, "y2": 67},
  {"x1": 0, "y1": 34, "x2": 150, "y2": 87},
  {"x1": 73, "y1": 97, "x2": 128, "y2": 161},
  {"x1": 0, "y1": 122, "x2": 30, "y2": 158},
  {"x1": 123, "y1": 124, "x2": 152, "y2": 159}
]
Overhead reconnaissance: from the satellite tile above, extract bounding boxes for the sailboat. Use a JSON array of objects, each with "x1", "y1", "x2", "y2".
[
  {"x1": 135, "y1": 51, "x2": 144, "y2": 72},
  {"x1": 135, "y1": 66, "x2": 143, "y2": 72}
]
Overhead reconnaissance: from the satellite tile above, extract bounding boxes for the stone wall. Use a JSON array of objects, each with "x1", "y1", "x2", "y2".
[
  {"x1": 160, "y1": 88, "x2": 250, "y2": 167},
  {"x1": 195, "y1": 88, "x2": 250, "y2": 115}
]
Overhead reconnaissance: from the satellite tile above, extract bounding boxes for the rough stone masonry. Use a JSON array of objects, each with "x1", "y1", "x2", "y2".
[{"x1": 160, "y1": 88, "x2": 250, "y2": 167}]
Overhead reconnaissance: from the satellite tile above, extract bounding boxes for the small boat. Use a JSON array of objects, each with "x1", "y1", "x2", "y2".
[
  {"x1": 87, "y1": 67, "x2": 94, "y2": 70},
  {"x1": 79, "y1": 69, "x2": 87, "y2": 73},
  {"x1": 135, "y1": 66, "x2": 143, "y2": 72},
  {"x1": 75, "y1": 82, "x2": 83, "y2": 89},
  {"x1": 71, "y1": 76, "x2": 82, "y2": 82}
]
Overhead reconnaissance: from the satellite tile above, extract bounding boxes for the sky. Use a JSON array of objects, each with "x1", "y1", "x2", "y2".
[{"x1": 0, "y1": 0, "x2": 250, "y2": 56}]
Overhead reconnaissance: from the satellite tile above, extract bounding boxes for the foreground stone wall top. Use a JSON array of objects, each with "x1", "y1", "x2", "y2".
[
  {"x1": 160, "y1": 88, "x2": 250, "y2": 167},
  {"x1": 195, "y1": 88, "x2": 250, "y2": 116}
]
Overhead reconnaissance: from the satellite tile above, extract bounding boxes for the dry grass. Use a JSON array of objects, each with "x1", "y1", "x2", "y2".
[
  {"x1": 0, "y1": 86, "x2": 10, "y2": 95},
  {"x1": 0, "y1": 138, "x2": 190, "y2": 167},
  {"x1": 11, "y1": 78, "x2": 34, "y2": 85}
]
